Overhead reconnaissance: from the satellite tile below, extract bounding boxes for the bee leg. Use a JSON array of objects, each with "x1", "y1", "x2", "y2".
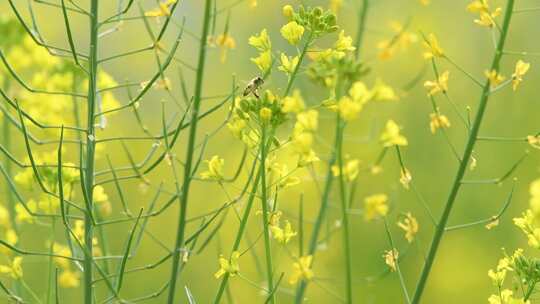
[{"x1": 254, "y1": 89, "x2": 260, "y2": 99}]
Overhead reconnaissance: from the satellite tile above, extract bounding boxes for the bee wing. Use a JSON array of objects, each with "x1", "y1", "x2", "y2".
[{"x1": 243, "y1": 84, "x2": 253, "y2": 96}]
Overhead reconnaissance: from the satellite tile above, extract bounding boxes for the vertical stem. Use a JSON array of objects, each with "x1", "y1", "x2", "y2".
[
  {"x1": 83, "y1": 1, "x2": 99, "y2": 303},
  {"x1": 259, "y1": 126, "x2": 275, "y2": 304},
  {"x1": 354, "y1": 0, "x2": 369, "y2": 58},
  {"x1": 166, "y1": 0, "x2": 212, "y2": 302},
  {"x1": 336, "y1": 119, "x2": 353, "y2": 304},
  {"x1": 284, "y1": 34, "x2": 312, "y2": 96},
  {"x1": 295, "y1": 112, "x2": 342, "y2": 303},
  {"x1": 411, "y1": 1, "x2": 515, "y2": 303}
]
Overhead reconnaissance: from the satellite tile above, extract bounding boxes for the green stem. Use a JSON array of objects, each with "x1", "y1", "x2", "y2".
[
  {"x1": 214, "y1": 162, "x2": 263, "y2": 304},
  {"x1": 284, "y1": 34, "x2": 313, "y2": 96},
  {"x1": 411, "y1": 1, "x2": 515, "y2": 303},
  {"x1": 259, "y1": 126, "x2": 275, "y2": 304},
  {"x1": 336, "y1": 119, "x2": 353, "y2": 304},
  {"x1": 354, "y1": 0, "x2": 369, "y2": 58},
  {"x1": 295, "y1": 112, "x2": 342, "y2": 303},
  {"x1": 166, "y1": 1, "x2": 212, "y2": 302},
  {"x1": 83, "y1": 1, "x2": 99, "y2": 303}
]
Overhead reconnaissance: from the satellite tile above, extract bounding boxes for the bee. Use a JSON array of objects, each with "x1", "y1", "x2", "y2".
[{"x1": 243, "y1": 76, "x2": 264, "y2": 99}]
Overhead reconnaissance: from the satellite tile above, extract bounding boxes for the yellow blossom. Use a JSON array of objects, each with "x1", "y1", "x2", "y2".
[
  {"x1": 59, "y1": 269, "x2": 80, "y2": 288},
  {"x1": 429, "y1": 113, "x2": 451, "y2": 134},
  {"x1": 420, "y1": 0, "x2": 430, "y2": 5},
  {"x1": 144, "y1": 0, "x2": 177, "y2": 17},
  {"x1": 364, "y1": 194, "x2": 389, "y2": 221},
  {"x1": 377, "y1": 22, "x2": 418, "y2": 60},
  {"x1": 289, "y1": 255, "x2": 314, "y2": 284},
  {"x1": 485, "y1": 69, "x2": 505, "y2": 88},
  {"x1": 527, "y1": 135, "x2": 540, "y2": 149},
  {"x1": 259, "y1": 107, "x2": 272, "y2": 123},
  {"x1": 333, "y1": 30, "x2": 356, "y2": 57},
  {"x1": 338, "y1": 96, "x2": 362, "y2": 121},
  {"x1": 383, "y1": 249, "x2": 399, "y2": 272},
  {"x1": 424, "y1": 71, "x2": 449, "y2": 96},
  {"x1": 214, "y1": 34, "x2": 236, "y2": 63},
  {"x1": 329, "y1": 0, "x2": 343, "y2": 13},
  {"x1": 372, "y1": 79, "x2": 398, "y2": 101},
  {"x1": 282, "y1": 5, "x2": 294, "y2": 18},
  {"x1": 292, "y1": 132, "x2": 314, "y2": 155},
  {"x1": 400, "y1": 167, "x2": 412, "y2": 189},
  {"x1": 380, "y1": 120, "x2": 408, "y2": 147},
  {"x1": 281, "y1": 21, "x2": 305, "y2": 45},
  {"x1": 332, "y1": 159, "x2": 360, "y2": 182},
  {"x1": 200, "y1": 156, "x2": 225, "y2": 181},
  {"x1": 298, "y1": 150, "x2": 320, "y2": 167},
  {"x1": 251, "y1": 50, "x2": 272, "y2": 72},
  {"x1": 248, "y1": 0, "x2": 257, "y2": 8},
  {"x1": 423, "y1": 33, "x2": 444, "y2": 59},
  {"x1": 0, "y1": 257, "x2": 23, "y2": 279},
  {"x1": 397, "y1": 213, "x2": 419, "y2": 243},
  {"x1": 296, "y1": 110, "x2": 319, "y2": 132},
  {"x1": 281, "y1": 90, "x2": 305, "y2": 113},
  {"x1": 349, "y1": 81, "x2": 372, "y2": 104},
  {"x1": 278, "y1": 53, "x2": 299, "y2": 75},
  {"x1": 270, "y1": 220, "x2": 297, "y2": 244},
  {"x1": 249, "y1": 29, "x2": 272, "y2": 52},
  {"x1": 512, "y1": 60, "x2": 530, "y2": 91},
  {"x1": 214, "y1": 251, "x2": 240, "y2": 279},
  {"x1": 467, "y1": 0, "x2": 501, "y2": 28}
]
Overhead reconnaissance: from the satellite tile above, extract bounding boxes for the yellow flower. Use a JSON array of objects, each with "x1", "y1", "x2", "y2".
[
  {"x1": 383, "y1": 249, "x2": 399, "y2": 272},
  {"x1": 144, "y1": 0, "x2": 177, "y2": 17},
  {"x1": 429, "y1": 113, "x2": 451, "y2": 134},
  {"x1": 377, "y1": 22, "x2": 418, "y2": 60},
  {"x1": 289, "y1": 255, "x2": 314, "y2": 284},
  {"x1": 298, "y1": 150, "x2": 320, "y2": 167},
  {"x1": 248, "y1": 0, "x2": 257, "y2": 8},
  {"x1": 332, "y1": 159, "x2": 360, "y2": 182},
  {"x1": 349, "y1": 81, "x2": 372, "y2": 104},
  {"x1": 15, "y1": 200, "x2": 37, "y2": 224},
  {"x1": 281, "y1": 21, "x2": 305, "y2": 45},
  {"x1": 270, "y1": 220, "x2": 297, "y2": 244},
  {"x1": 512, "y1": 60, "x2": 530, "y2": 91},
  {"x1": 296, "y1": 110, "x2": 319, "y2": 132},
  {"x1": 372, "y1": 79, "x2": 398, "y2": 101},
  {"x1": 259, "y1": 107, "x2": 272, "y2": 123},
  {"x1": 251, "y1": 50, "x2": 272, "y2": 72},
  {"x1": 334, "y1": 30, "x2": 355, "y2": 57},
  {"x1": 249, "y1": 29, "x2": 272, "y2": 52},
  {"x1": 292, "y1": 132, "x2": 314, "y2": 155},
  {"x1": 52, "y1": 242, "x2": 72, "y2": 269},
  {"x1": 282, "y1": 5, "x2": 294, "y2": 18},
  {"x1": 527, "y1": 135, "x2": 540, "y2": 149},
  {"x1": 467, "y1": 0, "x2": 501, "y2": 28},
  {"x1": 214, "y1": 251, "x2": 240, "y2": 279},
  {"x1": 338, "y1": 96, "x2": 362, "y2": 121},
  {"x1": 214, "y1": 34, "x2": 236, "y2": 63},
  {"x1": 397, "y1": 213, "x2": 419, "y2": 243},
  {"x1": 423, "y1": 33, "x2": 444, "y2": 59},
  {"x1": 380, "y1": 120, "x2": 408, "y2": 147},
  {"x1": 400, "y1": 167, "x2": 412, "y2": 189},
  {"x1": 59, "y1": 269, "x2": 80, "y2": 288},
  {"x1": 281, "y1": 90, "x2": 305, "y2": 113},
  {"x1": 329, "y1": 0, "x2": 343, "y2": 13},
  {"x1": 424, "y1": 71, "x2": 449, "y2": 96},
  {"x1": 420, "y1": 0, "x2": 430, "y2": 5},
  {"x1": 200, "y1": 156, "x2": 225, "y2": 181},
  {"x1": 364, "y1": 194, "x2": 389, "y2": 221},
  {"x1": 0, "y1": 257, "x2": 23, "y2": 279},
  {"x1": 278, "y1": 53, "x2": 299, "y2": 75},
  {"x1": 484, "y1": 69, "x2": 505, "y2": 88}
]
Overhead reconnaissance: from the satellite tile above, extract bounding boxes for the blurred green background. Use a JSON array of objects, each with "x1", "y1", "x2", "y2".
[{"x1": 0, "y1": 0, "x2": 539, "y2": 303}]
